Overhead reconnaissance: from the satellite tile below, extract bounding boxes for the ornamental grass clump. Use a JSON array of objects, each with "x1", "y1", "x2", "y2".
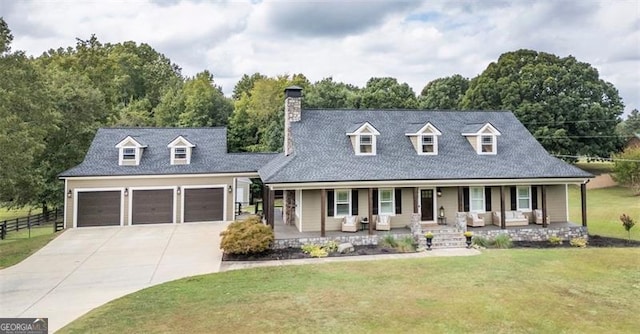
[
  {"x1": 570, "y1": 237, "x2": 588, "y2": 248},
  {"x1": 548, "y1": 235, "x2": 563, "y2": 246},
  {"x1": 493, "y1": 234, "x2": 513, "y2": 249},
  {"x1": 620, "y1": 214, "x2": 636, "y2": 242},
  {"x1": 220, "y1": 218, "x2": 274, "y2": 255}
]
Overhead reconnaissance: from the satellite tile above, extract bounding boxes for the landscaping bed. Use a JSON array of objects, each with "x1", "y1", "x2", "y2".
[
  {"x1": 514, "y1": 235, "x2": 640, "y2": 248},
  {"x1": 223, "y1": 245, "x2": 409, "y2": 261}
]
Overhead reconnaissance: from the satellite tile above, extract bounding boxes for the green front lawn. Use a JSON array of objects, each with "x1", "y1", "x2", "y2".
[
  {"x1": 60, "y1": 248, "x2": 640, "y2": 333},
  {"x1": 0, "y1": 206, "x2": 42, "y2": 221},
  {"x1": 0, "y1": 226, "x2": 60, "y2": 269},
  {"x1": 568, "y1": 185, "x2": 640, "y2": 240}
]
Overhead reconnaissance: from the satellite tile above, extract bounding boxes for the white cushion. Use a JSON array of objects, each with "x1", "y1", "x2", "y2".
[{"x1": 344, "y1": 216, "x2": 356, "y2": 225}]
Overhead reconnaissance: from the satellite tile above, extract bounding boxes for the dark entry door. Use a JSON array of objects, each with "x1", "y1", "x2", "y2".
[{"x1": 420, "y1": 189, "x2": 434, "y2": 221}]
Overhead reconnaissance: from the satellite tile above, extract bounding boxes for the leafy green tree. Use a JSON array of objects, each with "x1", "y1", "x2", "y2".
[
  {"x1": 178, "y1": 71, "x2": 233, "y2": 127},
  {"x1": 617, "y1": 109, "x2": 640, "y2": 138},
  {"x1": 232, "y1": 73, "x2": 266, "y2": 100},
  {"x1": 418, "y1": 74, "x2": 469, "y2": 109},
  {"x1": 461, "y1": 49, "x2": 624, "y2": 159},
  {"x1": 304, "y1": 77, "x2": 360, "y2": 109},
  {"x1": 612, "y1": 147, "x2": 640, "y2": 195},
  {"x1": 154, "y1": 85, "x2": 185, "y2": 126},
  {"x1": 360, "y1": 77, "x2": 418, "y2": 109}
]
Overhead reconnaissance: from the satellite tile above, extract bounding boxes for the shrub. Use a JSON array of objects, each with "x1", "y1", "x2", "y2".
[
  {"x1": 380, "y1": 234, "x2": 398, "y2": 248},
  {"x1": 570, "y1": 237, "x2": 588, "y2": 248},
  {"x1": 220, "y1": 219, "x2": 274, "y2": 255},
  {"x1": 324, "y1": 240, "x2": 339, "y2": 253},
  {"x1": 301, "y1": 244, "x2": 318, "y2": 254},
  {"x1": 620, "y1": 213, "x2": 636, "y2": 242},
  {"x1": 493, "y1": 234, "x2": 513, "y2": 249},
  {"x1": 472, "y1": 236, "x2": 491, "y2": 248},
  {"x1": 548, "y1": 235, "x2": 563, "y2": 245},
  {"x1": 395, "y1": 236, "x2": 416, "y2": 253},
  {"x1": 309, "y1": 247, "x2": 328, "y2": 258},
  {"x1": 301, "y1": 243, "x2": 332, "y2": 258}
]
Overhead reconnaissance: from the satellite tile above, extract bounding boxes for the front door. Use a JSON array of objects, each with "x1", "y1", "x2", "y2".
[{"x1": 420, "y1": 189, "x2": 434, "y2": 221}]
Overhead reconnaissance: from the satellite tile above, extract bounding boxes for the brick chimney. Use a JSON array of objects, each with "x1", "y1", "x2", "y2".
[{"x1": 284, "y1": 86, "x2": 302, "y2": 156}]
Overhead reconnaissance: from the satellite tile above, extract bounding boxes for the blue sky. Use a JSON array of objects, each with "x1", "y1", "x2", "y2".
[{"x1": 1, "y1": 0, "x2": 638, "y2": 114}]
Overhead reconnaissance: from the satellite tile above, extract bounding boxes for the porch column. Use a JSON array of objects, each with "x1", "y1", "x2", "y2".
[
  {"x1": 413, "y1": 188, "x2": 418, "y2": 214},
  {"x1": 541, "y1": 185, "x2": 548, "y2": 228},
  {"x1": 268, "y1": 187, "x2": 275, "y2": 229},
  {"x1": 368, "y1": 188, "x2": 373, "y2": 235},
  {"x1": 500, "y1": 186, "x2": 506, "y2": 230},
  {"x1": 457, "y1": 186, "x2": 463, "y2": 212},
  {"x1": 262, "y1": 185, "x2": 270, "y2": 227},
  {"x1": 320, "y1": 189, "x2": 326, "y2": 237},
  {"x1": 581, "y1": 183, "x2": 587, "y2": 227}
]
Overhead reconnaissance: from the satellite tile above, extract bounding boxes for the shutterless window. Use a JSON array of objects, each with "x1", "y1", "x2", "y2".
[
  {"x1": 421, "y1": 135, "x2": 435, "y2": 153},
  {"x1": 379, "y1": 188, "x2": 394, "y2": 215},
  {"x1": 359, "y1": 135, "x2": 373, "y2": 154},
  {"x1": 517, "y1": 186, "x2": 531, "y2": 211},
  {"x1": 123, "y1": 148, "x2": 136, "y2": 160},
  {"x1": 480, "y1": 135, "x2": 494, "y2": 153},
  {"x1": 470, "y1": 187, "x2": 485, "y2": 212},
  {"x1": 174, "y1": 147, "x2": 187, "y2": 159},
  {"x1": 335, "y1": 190, "x2": 351, "y2": 216}
]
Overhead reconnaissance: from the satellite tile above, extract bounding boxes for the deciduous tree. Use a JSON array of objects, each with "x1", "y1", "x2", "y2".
[{"x1": 418, "y1": 74, "x2": 469, "y2": 109}]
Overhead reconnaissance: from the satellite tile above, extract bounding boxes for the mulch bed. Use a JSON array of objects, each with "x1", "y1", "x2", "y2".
[
  {"x1": 223, "y1": 245, "x2": 405, "y2": 261},
  {"x1": 223, "y1": 235, "x2": 640, "y2": 261}
]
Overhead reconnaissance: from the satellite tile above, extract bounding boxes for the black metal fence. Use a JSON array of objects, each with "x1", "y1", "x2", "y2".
[{"x1": 0, "y1": 208, "x2": 63, "y2": 240}]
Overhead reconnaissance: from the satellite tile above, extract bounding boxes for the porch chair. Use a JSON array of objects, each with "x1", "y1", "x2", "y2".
[
  {"x1": 533, "y1": 209, "x2": 547, "y2": 225},
  {"x1": 342, "y1": 215, "x2": 358, "y2": 232},
  {"x1": 376, "y1": 215, "x2": 391, "y2": 231},
  {"x1": 466, "y1": 213, "x2": 485, "y2": 227}
]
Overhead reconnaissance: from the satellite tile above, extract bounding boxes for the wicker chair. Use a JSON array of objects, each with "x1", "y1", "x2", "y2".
[
  {"x1": 342, "y1": 215, "x2": 358, "y2": 232},
  {"x1": 466, "y1": 213, "x2": 485, "y2": 227},
  {"x1": 376, "y1": 215, "x2": 391, "y2": 231}
]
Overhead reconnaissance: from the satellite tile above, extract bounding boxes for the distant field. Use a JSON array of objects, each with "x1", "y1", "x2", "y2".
[
  {"x1": 568, "y1": 185, "x2": 640, "y2": 240},
  {"x1": 0, "y1": 207, "x2": 42, "y2": 221},
  {"x1": 574, "y1": 161, "x2": 614, "y2": 175}
]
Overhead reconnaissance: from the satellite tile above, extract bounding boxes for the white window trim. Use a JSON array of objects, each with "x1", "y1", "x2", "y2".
[
  {"x1": 378, "y1": 188, "x2": 396, "y2": 216},
  {"x1": 478, "y1": 135, "x2": 497, "y2": 155},
  {"x1": 419, "y1": 134, "x2": 438, "y2": 155},
  {"x1": 334, "y1": 189, "x2": 352, "y2": 217},
  {"x1": 469, "y1": 186, "x2": 485, "y2": 213},
  {"x1": 170, "y1": 146, "x2": 192, "y2": 165},
  {"x1": 356, "y1": 134, "x2": 376, "y2": 156},
  {"x1": 118, "y1": 147, "x2": 142, "y2": 165},
  {"x1": 516, "y1": 186, "x2": 532, "y2": 212}
]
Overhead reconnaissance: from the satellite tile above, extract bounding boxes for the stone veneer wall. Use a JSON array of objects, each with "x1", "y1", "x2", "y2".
[
  {"x1": 284, "y1": 96, "x2": 301, "y2": 156},
  {"x1": 472, "y1": 226, "x2": 588, "y2": 241},
  {"x1": 272, "y1": 233, "x2": 414, "y2": 249}
]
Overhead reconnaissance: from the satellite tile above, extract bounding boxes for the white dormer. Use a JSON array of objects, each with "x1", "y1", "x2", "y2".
[
  {"x1": 115, "y1": 136, "x2": 146, "y2": 166},
  {"x1": 346, "y1": 122, "x2": 380, "y2": 155},
  {"x1": 405, "y1": 122, "x2": 442, "y2": 155},
  {"x1": 462, "y1": 123, "x2": 501, "y2": 155},
  {"x1": 167, "y1": 135, "x2": 195, "y2": 165}
]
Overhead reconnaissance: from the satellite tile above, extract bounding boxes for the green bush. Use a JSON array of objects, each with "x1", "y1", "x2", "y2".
[
  {"x1": 570, "y1": 237, "x2": 588, "y2": 248},
  {"x1": 395, "y1": 236, "x2": 416, "y2": 253},
  {"x1": 324, "y1": 240, "x2": 339, "y2": 253},
  {"x1": 301, "y1": 244, "x2": 329, "y2": 258},
  {"x1": 380, "y1": 234, "x2": 398, "y2": 248},
  {"x1": 493, "y1": 234, "x2": 513, "y2": 249},
  {"x1": 548, "y1": 235, "x2": 563, "y2": 245},
  {"x1": 220, "y1": 219, "x2": 274, "y2": 255},
  {"x1": 472, "y1": 236, "x2": 491, "y2": 247}
]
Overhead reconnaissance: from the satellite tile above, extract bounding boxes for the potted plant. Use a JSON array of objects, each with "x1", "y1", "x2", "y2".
[
  {"x1": 463, "y1": 231, "x2": 473, "y2": 248},
  {"x1": 424, "y1": 231, "x2": 434, "y2": 251}
]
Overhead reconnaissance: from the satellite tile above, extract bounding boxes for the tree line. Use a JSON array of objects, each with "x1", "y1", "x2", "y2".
[{"x1": 1, "y1": 17, "x2": 637, "y2": 210}]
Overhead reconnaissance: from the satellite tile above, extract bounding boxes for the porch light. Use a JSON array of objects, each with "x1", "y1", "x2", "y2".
[
  {"x1": 439, "y1": 206, "x2": 445, "y2": 218},
  {"x1": 228, "y1": 184, "x2": 233, "y2": 193},
  {"x1": 436, "y1": 188, "x2": 442, "y2": 197},
  {"x1": 124, "y1": 188, "x2": 129, "y2": 197},
  {"x1": 177, "y1": 186, "x2": 181, "y2": 195},
  {"x1": 67, "y1": 189, "x2": 72, "y2": 198}
]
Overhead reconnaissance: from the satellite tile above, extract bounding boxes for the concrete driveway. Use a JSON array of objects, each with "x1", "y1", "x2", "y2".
[{"x1": 0, "y1": 223, "x2": 228, "y2": 332}]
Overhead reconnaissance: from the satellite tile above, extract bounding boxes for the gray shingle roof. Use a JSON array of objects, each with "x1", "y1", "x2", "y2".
[
  {"x1": 259, "y1": 110, "x2": 591, "y2": 183},
  {"x1": 60, "y1": 128, "x2": 277, "y2": 177}
]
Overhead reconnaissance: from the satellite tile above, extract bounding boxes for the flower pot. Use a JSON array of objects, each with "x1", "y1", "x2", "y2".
[
  {"x1": 426, "y1": 237, "x2": 433, "y2": 251},
  {"x1": 465, "y1": 236, "x2": 472, "y2": 248}
]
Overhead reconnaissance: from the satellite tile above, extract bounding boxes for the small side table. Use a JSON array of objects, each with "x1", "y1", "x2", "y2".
[
  {"x1": 437, "y1": 216, "x2": 447, "y2": 225},
  {"x1": 360, "y1": 220, "x2": 369, "y2": 231}
]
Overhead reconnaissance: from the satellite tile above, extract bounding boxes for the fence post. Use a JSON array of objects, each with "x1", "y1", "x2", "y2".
[
  {"x1": 15, "y1": 218, "x2": 19, "y2": 231},
  {"x1": 1, "y1": 221, "x2": 5, "y2": 240}
]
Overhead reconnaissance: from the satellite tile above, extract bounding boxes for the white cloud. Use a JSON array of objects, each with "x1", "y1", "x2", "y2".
[{"x1": 3, "y1": 0, "x2": 638, "y2": 113}]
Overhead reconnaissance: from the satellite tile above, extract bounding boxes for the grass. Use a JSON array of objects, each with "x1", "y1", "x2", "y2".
[
  {"x1": 60, "y1": 248, "x2": 640, "y2": 333},
  {"x1": 574, "y1": 161, "x2": 614, "y2": 175},
  {"x1": 0, "y1": 206, "x2": 42, "y2": 221},
  {"x1": 568, "y1": 185, "x2": 640, "y2": 241},
  {"x1": 0, "y1": 226, "x2": 59, "y2": 269}
]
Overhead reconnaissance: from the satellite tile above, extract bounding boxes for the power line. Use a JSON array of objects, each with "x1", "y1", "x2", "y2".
[{"x1": 553, "y1": 154, "x2": 640, "y2": 162}]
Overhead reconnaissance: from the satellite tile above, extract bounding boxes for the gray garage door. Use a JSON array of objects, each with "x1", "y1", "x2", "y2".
[
  {"x1": 131, "y1": 189, "x2": 173, "y2": 224},
  {"x1": 77, "y1": 191, "x2": 121, "y2": 227},
  {"x1": 184, "y1": 188, "x2": 224, "y2": 222}
]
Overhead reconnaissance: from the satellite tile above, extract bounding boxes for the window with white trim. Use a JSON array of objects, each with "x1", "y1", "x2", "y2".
[
  {"x1": 335, "y1": 189, "x2": 351, "y2": 217},
  {"x1": 420, "y1": 134, "x2": 436, "y2": 154},
  {"x1": 122, "y1": 148, "x2": 136, "y2": 160},
  {"x1": 480, "y1": 135, "x2": 495, "y2": 154},
  {"x1": 358, "y1": 135, "x2": 374, "y2": 154},
  {"x1": 174, "y1": 147, "x2": 187, "y2": 160},
  {"x1": 517, "y1": 186, "x2": 531, "y2": 211},
  {"x1": 470, "y1": 187, "x2": 485, "y2": 212},
  {"x1": 378, "y1": 188, "x2": 395, "y2": 215}
]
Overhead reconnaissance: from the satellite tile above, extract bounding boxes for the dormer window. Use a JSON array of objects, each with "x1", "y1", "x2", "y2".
[
  {"x1": 462, "y1": 123, "x2": 501, "y2": 155},
  {"x1": 168, "y1": 135, "x2": 195, "y2": 165},
  {"x1": 346, "y1": 122, "x2": 380, "y2": 156},
  {"x1": 115, "y1": 136, "x2": 146, "y2": 166},
  {"x1": 405, "y1": 122, "x2": 441, "y2": 155}
]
